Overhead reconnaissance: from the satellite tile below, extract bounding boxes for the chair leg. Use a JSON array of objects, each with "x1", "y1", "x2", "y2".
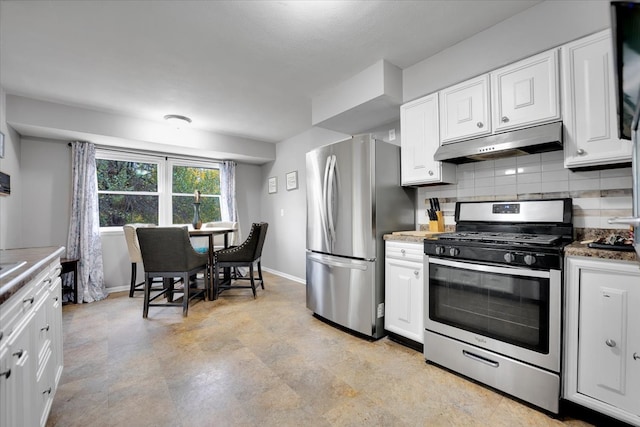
[
  {"x1": 213, "y1": 263, "x2": 220, "y2": 300},
  {"x1": 182, "y1": 273, "x2": 189, "y2": 317},
  {"x1": 257, "y1": 261, "x2": 264, "y2": 289},
  {"x1": 249, "y1": 264, "x2": 256, "y2": 299},
  {"x1": 143, "y1": 273, "x2": 151, "y2": 318},
  {"x1": 129, "y1": 263, "x2": 137, "y2": 297}
]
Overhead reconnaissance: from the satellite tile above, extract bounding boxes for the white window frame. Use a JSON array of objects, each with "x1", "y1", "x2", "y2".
[
  {"x1": 95, "y1": 149, "x2": 221, "y2": 231},
  {"x1": 165, "y1": 158, "x2": 222, "y2": 225}
]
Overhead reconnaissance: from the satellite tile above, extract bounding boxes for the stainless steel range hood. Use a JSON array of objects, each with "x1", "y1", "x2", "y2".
[{"x1": 434, "y1": 121, "x2": 563, "y2": 164}]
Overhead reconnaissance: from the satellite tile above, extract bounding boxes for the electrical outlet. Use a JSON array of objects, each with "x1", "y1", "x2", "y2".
[{"x1": 389, "y1": 129, "x2": 396, "y2": 141}]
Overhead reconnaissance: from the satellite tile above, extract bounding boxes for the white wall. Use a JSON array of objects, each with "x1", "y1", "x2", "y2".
[
  {"x1": 0, "y1": 87, "x2": 23, "y2": 249},
  {"x1": 20, "y1": 138, "x2": 70, "y2": 248},
  {"x1": 403, "y1": 0, "x2": 611, "y2": 102}
]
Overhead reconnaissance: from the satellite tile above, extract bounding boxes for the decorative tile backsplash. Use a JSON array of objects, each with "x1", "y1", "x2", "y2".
[{"x1": 417, "y1": 150, "x2": 633, "y2": 232}]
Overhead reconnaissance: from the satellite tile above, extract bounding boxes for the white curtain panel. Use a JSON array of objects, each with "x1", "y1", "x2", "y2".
[
  {"x1": 220, "y1": 160, "x2": 241, "y2": 242},
  {"x1": 66, "y1": 141, "x2": 106, "y2": 303}
]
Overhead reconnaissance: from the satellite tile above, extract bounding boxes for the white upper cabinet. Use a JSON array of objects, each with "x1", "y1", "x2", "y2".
[
  {"x1": 562, "y1": 30, "x2": 632, "y2": 168},
  {"x1": 439, "y1": 75, "x2": 491, "y2": 143},
  {"x1": 491, "y1": 49, "x2": 561, "y2": 132},
  {"x1": 401, "y1": 93, "x2": 456, "y2": 186}
]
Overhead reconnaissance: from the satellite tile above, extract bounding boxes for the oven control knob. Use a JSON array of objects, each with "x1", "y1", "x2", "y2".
[
  {"x1": 503, "y1": 253, "x2": 515, "y2": 263},
  {"x1": 524, "y1": 254, "x2": 536, "y2": 265},
  {"x1": 435, "y1": 246, "x2": 445, "y2": 255},
  {"x1": 449, "y1": 247, "x2": 460, "y2": 257}
]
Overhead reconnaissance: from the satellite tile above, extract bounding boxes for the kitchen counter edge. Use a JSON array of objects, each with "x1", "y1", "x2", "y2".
[{"x1": 0, "y1": 246, "x2": 66, "y2": 305}]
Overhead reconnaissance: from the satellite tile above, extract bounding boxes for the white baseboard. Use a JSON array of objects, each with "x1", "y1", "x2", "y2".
[
  {"x1": 262, "y1": 267, "x2": 305, "y2": 285},
  {"x1": 105, "y1": 285, "x2": 130, "y2": 294}
]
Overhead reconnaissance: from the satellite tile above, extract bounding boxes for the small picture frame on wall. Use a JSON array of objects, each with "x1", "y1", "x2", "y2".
[
  {"x1": 268, "y1": 176, "x2": 277, "y2": 194},
  {"x1": 0, "y1": 131, "x2": 4, "y2": 159},
  {"x1": 286, "y1": 170, "x2": 298, "y2": 191}
]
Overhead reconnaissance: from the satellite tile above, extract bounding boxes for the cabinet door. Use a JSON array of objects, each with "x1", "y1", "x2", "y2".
[
  {"x1": 384, "y1": 243, "x2": 424, "y2": 343},
  {"x1": 440, "y1": 74, "x2": 491, "y2": 143},
  {"x1": 575, "y1": 260, "x2": 640, "y2": 417},
  {"x1": 401, "y1": 94, "x2": 456, "y2": 185},
  {"x1": 0, "y1": 348, "x2": 10, "y2": 427},
  {"x1": 49, "y1": 278, "x2": 63, "y2": 390},
  {"x1": 562, "y1": 30, "x2": 632, "y2": 168},
  {"x1": 6, "y1": 312, "x2": 35, "y2": 427},
  {"x1": 491, "y1": 49, "x2": 560, "y2": 132}
]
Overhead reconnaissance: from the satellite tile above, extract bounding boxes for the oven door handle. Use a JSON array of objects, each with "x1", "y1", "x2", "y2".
[
  {"x1": 428, "y1": 257, "x2": 552, "y2": 279},
  {"x1": 462, "y1": 350, "x2": 499, "y2": 368}
]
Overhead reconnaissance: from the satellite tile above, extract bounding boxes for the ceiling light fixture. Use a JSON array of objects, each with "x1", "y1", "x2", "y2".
[{"x1": 164, "y1": 114, "x2": 192, "y2": 129}]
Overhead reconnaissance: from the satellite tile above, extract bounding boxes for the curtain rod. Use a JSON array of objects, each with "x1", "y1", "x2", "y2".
[{"x1": 67, "y1": 142, "x2": 227, "y2": 163}]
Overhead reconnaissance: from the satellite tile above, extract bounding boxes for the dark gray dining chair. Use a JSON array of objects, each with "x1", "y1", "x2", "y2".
[
  {"x1": 136, "y1": 226, "x2": 209, "y2": 317},
  {"x1": 214, "y1": 222, "x2": 268, "y2": 299}
]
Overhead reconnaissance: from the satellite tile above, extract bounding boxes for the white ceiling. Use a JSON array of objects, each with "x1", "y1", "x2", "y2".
[{"x1": 0, "y1": 0, "x2": 541, "y2": 144}]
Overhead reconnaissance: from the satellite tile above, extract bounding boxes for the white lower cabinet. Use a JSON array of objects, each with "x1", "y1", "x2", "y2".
[
  {"x1": 384, "y1": 241, "x2": 424, "y2": 344},
  {"x1": 0, "y1": 259, "x2": 62, "y2": 427},
  {"x1": 564, "y1": 256, "x2": 640, "y2": 426}
]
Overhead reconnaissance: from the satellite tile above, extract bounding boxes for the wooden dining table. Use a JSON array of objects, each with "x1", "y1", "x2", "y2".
[{"x1": 189, "y1": 227, "x2": 235, "y2": 300}]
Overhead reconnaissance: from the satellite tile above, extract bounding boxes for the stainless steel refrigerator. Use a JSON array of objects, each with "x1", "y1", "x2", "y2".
[{"x1": 305, "y1": 134, "x2": 415, "y2": 339}]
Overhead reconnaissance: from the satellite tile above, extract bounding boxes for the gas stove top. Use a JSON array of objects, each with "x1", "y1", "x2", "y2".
[
  {"x1": 424, "y1": 199, "x2": 573, "y2": 269},
  {"x1": 436, "y1": 231, "x2": 562, "y2": 246}
]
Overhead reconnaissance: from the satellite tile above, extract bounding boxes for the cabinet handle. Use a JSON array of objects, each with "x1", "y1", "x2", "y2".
[
  {"x1": 0, "y1": 331, "x2": 3, "y2": 341},
  {"x1": 44, "y1": 278, "x2": 52, "y2": 285},
  {"x1": 41, "y1": 324, "x2": 50, "y2": 332},
  {"x1": 42, "y1": 387, "x2": 52, "y2": 395},
  {"x1": 605, "y1": 339, "x2": 617, "y2": 348},
  {"x1": 501, "y1": 116, "x2": 509, "y2": 123},
  {"x1": 577, "y1": 149, "x2": 585, "y2": 155},
  {"x1": 414, "y1": 270, "x2": 419, "y2": 277},
  {"x1": 0, "y1": 369, "x2": 10, "y2": 379},
  {"x1": 476, "y1": 122, "x2": 483, "y2": 128},
  {"x1": 633, "y1": 352, "x2": 639, "y2": 361},
  {"x1": 13, "y1": 349, "x2": 24, "y2": 358},
  {"x1": 53, "y1": 296, "x2": 59, "y2": 302},
  {"x1": 428, "y1": 170, "x2": 434, "y2": 176},
  {"x1": 401, "y1": 249, "x2": 406, "y2": 255},
  {"x1": 23, "y1": 296, "x2": 34, "y2": 304}
]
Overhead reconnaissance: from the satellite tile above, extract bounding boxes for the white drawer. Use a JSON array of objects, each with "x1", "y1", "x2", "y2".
[{"x1": 385, "y1": 241, "x2": 423, "y2": 262}]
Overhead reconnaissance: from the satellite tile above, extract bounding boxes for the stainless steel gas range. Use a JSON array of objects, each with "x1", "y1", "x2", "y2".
[{"x1": 423, "y1": 198, "x2": 573, "y2": 414}]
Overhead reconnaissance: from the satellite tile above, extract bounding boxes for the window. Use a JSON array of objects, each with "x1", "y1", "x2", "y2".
[
  {"x1": 96, "y1": 151, "x2": 221, "y2": 228},
  {"x1": 170, "y1": 163, "x2": 221, "y2": 224}
]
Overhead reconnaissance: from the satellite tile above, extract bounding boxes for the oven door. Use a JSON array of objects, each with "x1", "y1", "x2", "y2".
[{"x1": 425, "y1": 257, "x2": 561, "y2": 372}]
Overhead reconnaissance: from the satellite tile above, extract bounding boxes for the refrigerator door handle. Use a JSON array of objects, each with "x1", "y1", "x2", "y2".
[
  {"x1": 321, "y1": 155, "x2": 332, "y2": 249},
  {"x1": 307, "y1": 252, "x2": 370, "y2": 270},
  {"x1": 327, "y1": 154, "x2": 338, "y2": 250}
]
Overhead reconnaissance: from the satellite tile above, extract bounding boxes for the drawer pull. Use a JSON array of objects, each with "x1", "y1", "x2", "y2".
[
  {"x1": 0, "y1": 369, "x2": 10, "y2": 379},
  {"x1": 43, "y1": 387, "x2": 52, "y2": 395},
  {"x1": 401, "y1": 249, "x2": 406, "y2": 255},
  {"x1": 605, "y1": 339, "x2": 617, "y2": 348},
  {"x1": 462, "y1": 350, "x2": 499, "y2": 368},
  {"x1": 13, "y1": 349, "x2": 24, "y2": 358},
  {"x1": 414, "y1": 270, "x2": 419, "y2": 277},
  {"x1": 634, "y1": 352, "x2": 639, "y2": 361},
  {"x1": 41, "y1": 324, "x2": 50, "y2": 332},
  {"x1": 23, "y1": 296, "x2": 34, "y2": 304}
]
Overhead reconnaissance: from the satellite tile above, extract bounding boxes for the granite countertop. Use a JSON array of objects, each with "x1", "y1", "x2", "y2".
[
  {"x1": 0, "y1": 246, "x2": 65, "y2": 305},
  {"x1": 564, "y1": 242, "x2": 638, "y2": 262}
]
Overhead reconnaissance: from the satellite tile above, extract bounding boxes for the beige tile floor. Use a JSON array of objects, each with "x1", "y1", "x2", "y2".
[{"x1": 47, "y1": 272, "x2": 615, "y2": 427}]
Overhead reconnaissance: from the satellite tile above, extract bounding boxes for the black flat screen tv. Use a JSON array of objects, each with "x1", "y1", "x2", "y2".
[{"x1": 612, "y1": 1, "x2": 640, "y2": 140}]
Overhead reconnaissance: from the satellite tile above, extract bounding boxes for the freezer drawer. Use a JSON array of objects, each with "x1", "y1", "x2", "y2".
[{"x1": 306, "y1": 252, "x2": 382, "y2": 338}]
